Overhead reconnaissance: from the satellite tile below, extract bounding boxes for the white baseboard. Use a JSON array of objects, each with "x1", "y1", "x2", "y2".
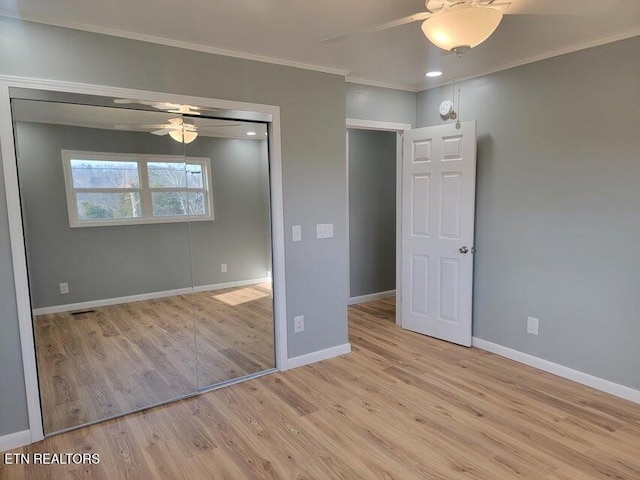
[
  {"x1": 349, "y1": 290, "x2": 396, "y2": 305},
  {"x1": 0, "y1": 430, "x2": 30, "y2": 452},
  {"x1": 472, "y1": 337, "x2": 640, "y2": 405},
  {"x1": 33, "y1": 277, "x2": 271, "y2": 315},
  {"x1": 285, "y1": 343, "x2": 351, "y2": 370}
]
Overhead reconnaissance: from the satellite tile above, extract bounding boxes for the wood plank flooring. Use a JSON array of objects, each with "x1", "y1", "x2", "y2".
[
  {"x1": 3, "y1": 297, "x2": 640, "y2": 479},
  {"x1": 34, "y1": 283, "x2": 275, "y2": 434}
]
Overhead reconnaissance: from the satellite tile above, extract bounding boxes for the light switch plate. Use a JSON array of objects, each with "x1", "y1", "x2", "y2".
[
  {"x1": 316, "y1": 223, "x2": 334, "y2": 239},
  {"x1": 292, "y1": 225, "x2": 302, "y2": 242}
]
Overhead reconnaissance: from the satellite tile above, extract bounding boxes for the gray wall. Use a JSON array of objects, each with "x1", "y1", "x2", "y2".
[
  {"x1": 417, "y1": 36, "x2": 640, "y2": 390},
  {"x1": 348, "y1": 129, "x2": 396, "y2": 298},
  {"x1": 346, "y1": 83, "x2": 417, "y2": 127},
  {"x1": 0, "y1": 17, "x2": 348, "y2": 437},
  {"x1": 15, "y1": 122, "x2": 270, "y2": 308}
]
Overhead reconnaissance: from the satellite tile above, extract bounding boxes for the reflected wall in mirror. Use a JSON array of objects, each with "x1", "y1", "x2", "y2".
[
  {"x1": 185, "y1": 117, "x2": 274, "y2": 388},
  {"x1": 11, "y1": 92, "x2": 275, "y2": 435}
]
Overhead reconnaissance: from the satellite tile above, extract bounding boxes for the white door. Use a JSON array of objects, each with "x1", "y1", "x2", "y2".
[{"x1": 400, "y1": 121, "x2": 476, "y2": 346}]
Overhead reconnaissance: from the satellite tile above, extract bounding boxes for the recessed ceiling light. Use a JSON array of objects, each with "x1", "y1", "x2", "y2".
[
  {"x1": 246, "y1": 131, "x2": 257, "y2": 136},
  {"x1": 426, "y1": 71, "x2": 443, "y2": 78}
]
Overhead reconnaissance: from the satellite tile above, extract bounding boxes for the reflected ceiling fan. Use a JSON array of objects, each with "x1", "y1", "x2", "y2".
[
  {"x1": 114, "y1": 117, "x2": 241, "y2": 144},
  {"x1": 114, "y1": 99, "x2": 203, "y2": 115},
  {"x1": 323, "y1": 0, "x2": 617, "y2": 54}
]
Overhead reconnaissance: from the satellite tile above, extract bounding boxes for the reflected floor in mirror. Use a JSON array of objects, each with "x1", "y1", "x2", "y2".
[{"x1": 35, "y1": 283, "x2": 274, "y2": 434}]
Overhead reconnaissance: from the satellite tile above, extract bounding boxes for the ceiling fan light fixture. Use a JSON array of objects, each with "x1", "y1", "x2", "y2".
[
  {"x1": 421, "y1": 5, "x2": 503, "y2": 52},
  {"x1": 169, "y1": 129, "x2": 198, "y2": 144}
]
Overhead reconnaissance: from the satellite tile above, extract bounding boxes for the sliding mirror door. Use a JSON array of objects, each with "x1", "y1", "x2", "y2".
[
  {"x1": 183, "y1": 116, "x2": 275, "y2": 389},
  {"x1": 10, "y1": 90, "x2": 277, "y2": 436},
  {"x1": 12, "y1": 98, "x2": 198, "y2": 434}
]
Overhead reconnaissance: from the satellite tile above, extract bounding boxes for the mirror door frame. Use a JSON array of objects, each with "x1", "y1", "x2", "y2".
[{"x1": 0, "y1": 74, "x2": 289, "y2": 444}]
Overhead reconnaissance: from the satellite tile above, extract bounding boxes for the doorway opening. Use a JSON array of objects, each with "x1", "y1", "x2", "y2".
[
  {"x1": 346, "y1": 119, "x2": 410, "y2": 325},
  {"x1": 346, "y1": 119, "x2": 477, "y2": 347}
]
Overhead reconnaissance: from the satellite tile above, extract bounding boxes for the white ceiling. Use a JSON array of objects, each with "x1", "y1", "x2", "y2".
[{"x1": 1, "y1": 0, "x2": 639, "y2": 91}]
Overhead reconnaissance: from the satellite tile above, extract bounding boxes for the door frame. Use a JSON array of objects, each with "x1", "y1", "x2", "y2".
[
  {"x1": 0, "y1": 74, "x2": 289, "y2": 444},
  {"x1": 345, "y1": 118, "x2": 411, "y2": 325}
]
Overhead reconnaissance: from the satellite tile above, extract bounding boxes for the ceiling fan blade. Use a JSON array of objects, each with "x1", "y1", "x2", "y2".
[
  {"x1": 114, "y1": 99, "x2": 202, "y2": 114},
  {"x1": 504, "y1": 0, "x2": 616, "y2": 16},
  {"x1": 151, "y1": 129, "x2": 172, "y2": 136},
  {"x1": 167, "y1": 109, "x2": 201, "y2": 115},
  {"x1": 113, "y1": 99, "x2": 160, "y2": 106},
  {"x1": 196, "y1": 123, "x2": 243, "y2": 129},
  {"x1": 482, "y1": 2, "x2": 512, "y2": 11},
  {"x1": 150, "y1": 103, "x2": 181, "y2": 110},
  {"x1": 208, "y1": 132, "x2": 237, "y2": 137},
  {"x1": 321, "y1": 11, "x2": 431, "y2": 42},
  {"x1": 114, "y1": 123, "x2": 174, "y2": 130},
  {"x1": 152, "y1": 104, "x2": 203, "y2": 115}
]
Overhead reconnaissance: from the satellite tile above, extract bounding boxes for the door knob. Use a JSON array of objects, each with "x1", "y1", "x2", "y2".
[{"x1": 459, "y1": 246, "x2": 469, "y2": 254}]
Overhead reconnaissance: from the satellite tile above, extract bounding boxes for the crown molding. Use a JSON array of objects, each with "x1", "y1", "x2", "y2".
[
  {"x1": 417, "y1": 28, "x2": 640, "y2": 92},
  {"x1": 345, "y1": 77, "x2": 420, "y2": 93},
  {"x1": 0, "y1": 14, "x2": 350, "y2": 77}
]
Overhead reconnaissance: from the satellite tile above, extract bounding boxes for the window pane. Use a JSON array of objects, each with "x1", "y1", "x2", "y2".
[
  {"x1": 70, "y1": 160, "x2": 139, "y2": 188},
  {"x1": 76, "y1": 192, "x2": 141, "y2": 220},
  {"x1": 187, "y1": 191, "x2": 206, "y2": 216},
  {"x1": 152, "y1": 191, "x2": 187, "y2": 216},
  {"x1": 147, "y1": 162, "x2": 203, "y2": 189},
  {"x1": 148, "y1": 162, "x2": 187, "y2": 188},
  {"x1": 152, "y1": 191, "x2": 206, "y2": 217},
  {"x1": 186, "y1": 164, "x2": 204, "y2": 189}
]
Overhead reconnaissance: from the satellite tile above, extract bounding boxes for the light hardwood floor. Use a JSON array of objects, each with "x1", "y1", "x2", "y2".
[
  {"x1": 34, "y1": 283, "x2": 275, "y2": 434},
  {"x1": 3, "y1": 297, "x2": 640, "y2": 479}
]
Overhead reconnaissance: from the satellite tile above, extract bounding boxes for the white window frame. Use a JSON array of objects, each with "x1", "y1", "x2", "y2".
[{"x1": 61, "y1": 150, "x2": 215, "y2": 228}]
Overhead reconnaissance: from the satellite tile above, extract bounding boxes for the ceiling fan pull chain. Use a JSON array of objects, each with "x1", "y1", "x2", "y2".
[
  {"x1": 452, "y1": 77, "x2": 456, "y2": 110},
  {"x1": 456, "y1": 85, "x2": 462, "y2": 129}
]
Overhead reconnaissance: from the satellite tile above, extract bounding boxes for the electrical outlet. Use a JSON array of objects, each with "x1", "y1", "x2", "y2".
[
  {"x1": 294, "y1": 315, "x2": 304, "y2": 333},
  {"x1": 316, "y1": 223, "x2": 334, "y2": 239},
  {"x1": 59, "y1": 282, "x2": 69, "y2": 295},
  {"x1": 292, "y1": 225, "x2": 302, "y2": 242},
  {"x1": 221, "y1": 263, "x2": 227, "y2": 273},
  {"x1": 527, "y1": 316, "x2": 539, "y2": 336}
]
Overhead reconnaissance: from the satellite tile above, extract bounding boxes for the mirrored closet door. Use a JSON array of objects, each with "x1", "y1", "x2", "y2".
[
  {"x1": 184, "y1": 116, "x2": 274, "y2": 389},
  {"x1": 10, "y1": 90, "x2": 276, "y2": 435}
]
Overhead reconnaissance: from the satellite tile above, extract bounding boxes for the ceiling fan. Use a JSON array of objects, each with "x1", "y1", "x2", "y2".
[
  {"x1": 114, "y1": 99, "x2": 203, "y2": 115},
  {"x1": 114, "y1": 117, "x2": 242, "y2": 144},
  {"x1": 323, "y1": 0, "x2": 616, "y2": 54}
]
